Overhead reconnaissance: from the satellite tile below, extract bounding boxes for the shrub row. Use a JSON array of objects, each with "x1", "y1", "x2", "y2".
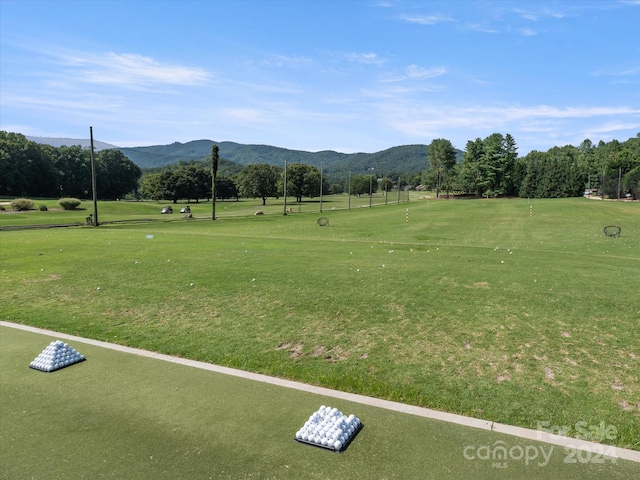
[{"x1": 6, "y1": 198, "x2": 82, "y2": 211}]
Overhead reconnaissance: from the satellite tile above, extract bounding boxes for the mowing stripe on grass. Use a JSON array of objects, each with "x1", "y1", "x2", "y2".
[{"x1": 3, "y1": 320, "x2": 638, "y2": 464}]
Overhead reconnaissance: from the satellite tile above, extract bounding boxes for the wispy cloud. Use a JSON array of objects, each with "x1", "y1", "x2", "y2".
[
  {"x1": 380, "y1": 103, "x2": 640, "y2": 141},
  {"x1": 58, "y1": 51, "x2": 210, "y2": 87},
  {"x1": 259, "y1": 54, "x2": 313, "y2": 68},
  {"x1": 582, "y1": 121, "x2": 640, "y2": 134},
  {"x1": 396, "y1": 14, "x2": 455, "y2": 25},
  {"x1": 405, "y1": 65, "x2": 447, "y2": 79},
  {"x1": 590, "y1": 65, "x2": 640, "y2": 76},
  {"x1": 512, "y1": 7, "x2": 568, "y2": 21},
  {"x1": 518, "y1": 27, "x2": 538, "y2": 36},
  {"x1": 379, "y1": 65, "x2": 447, "y2": 84},
  {"x1": 372, "y1": 0, "x2": 397, "y2": 7},
  {"x1": 2, "y1": 92, "x2": 124, "y2": 112},
  {"x1": 467, "y1": 23, "x2": 500, "y2": 34},
  {"x1": 345, "y1": 52, "x2": 386, "y2": 65}
]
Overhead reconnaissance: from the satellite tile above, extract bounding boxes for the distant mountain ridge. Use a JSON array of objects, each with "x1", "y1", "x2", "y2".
[
  {"x1": 27, "y1": 136, "x2": 452, "y2": 174},
  {"x1": 119, "y1": 140, "x2": 437, "y2": 174},
  {"x1": 25, "y1": 136, "x2": 119, "y2": 152}
]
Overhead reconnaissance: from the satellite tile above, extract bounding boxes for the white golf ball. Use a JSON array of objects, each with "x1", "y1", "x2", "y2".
[{"x1": 334, "y1": 441, "x2": 342, "y2": 450}]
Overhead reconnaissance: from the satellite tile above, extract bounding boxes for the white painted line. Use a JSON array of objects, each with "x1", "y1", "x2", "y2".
[{"x1": 3, "y1": 320, "x2": 638, "y2": 463}]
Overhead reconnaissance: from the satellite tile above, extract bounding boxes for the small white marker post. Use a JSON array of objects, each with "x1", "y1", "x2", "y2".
[{"x1": 406, "y1": 208, "x2": 409, "y2": 223}]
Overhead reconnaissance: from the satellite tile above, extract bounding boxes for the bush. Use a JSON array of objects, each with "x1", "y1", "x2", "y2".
[
  {"x1": 58, "y1": 197, "x2": 82, "y2": 210},
  {"x1": 39, "y1": 204, "x2": 48, "y2": 211},
  {"x1": 10, "y1": 198, "x2": 34, "y2": 211}
]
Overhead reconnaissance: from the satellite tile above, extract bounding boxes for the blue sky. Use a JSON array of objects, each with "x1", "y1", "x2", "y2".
[{"x1": 1, "y1": 0, "x2": 639, "y2": 155}]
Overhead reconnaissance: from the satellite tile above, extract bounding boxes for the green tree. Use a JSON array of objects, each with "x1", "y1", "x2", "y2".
[
  {"x1": 0, "y1": 131, "x2": 57, "y2": 197},
  {"x1": 348, "y1": 174, "x2": 377, "y2": 196},
  {"x1": 623, "y1": 165, "x2": 640, "y2": 199},
  {"x1": 379, "y1": 177, "x2": 393, "y2": 192},
  {"x1": 215, "y1": 175, "x2": 239, "y2": 200},
  {"x1": 427, "y1": 138, "x2": 457, "y2": 197},
  {"x1": 237, "y1": 163, "x2": 281, "y2": 205},
  {"x1": 516, "y1": 146, "x2": 585, "y2": 198},
  {"x1": 52, "y1": 145, "x2": 91, "y2": 198},
  {"x1": 181, "y1": 164, "x2": 210, "y2": 202},
  {"x1": 139, "y1": 173, "x2": 164, "y2": 201},
  {"x1": 96, "y1": 149, "x2": 141, "y2": 199},
  {"x1": 284, "y1": 163, "x2": 321, "y2": 202}
]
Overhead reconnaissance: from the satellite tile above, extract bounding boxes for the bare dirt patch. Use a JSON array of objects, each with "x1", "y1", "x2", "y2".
[
  {"x1": 289, "y1": 343, "x2": 304, "y2": 358},
  {"x1": 23, "y1": 274, "x2": 61, "y2": 284}
]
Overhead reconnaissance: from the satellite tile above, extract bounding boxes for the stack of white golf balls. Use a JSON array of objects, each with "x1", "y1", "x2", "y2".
[
  {"x1": 29, "y1": 340, "x2": 85, "y2": 372},
  {"x1": 295, "y1": 405, "x2": 361, "y2": 451}
]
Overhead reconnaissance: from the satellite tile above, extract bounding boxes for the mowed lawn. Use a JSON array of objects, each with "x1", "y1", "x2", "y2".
[
  {"x1": 1, "y1": 197, "x2": 639, "y2": 454},
  {"x1": 2, "y1": 326, "x2": 639, "y2": 479}
]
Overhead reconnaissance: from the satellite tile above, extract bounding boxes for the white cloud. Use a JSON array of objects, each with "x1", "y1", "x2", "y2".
[
  {"x1": 55, "y1": 49, "x2": 210, "y2": 88},
  {"x1": 467, "y1": 23, "x2": 500, "y2": 34},
  {"x1": 512, "y1": 7, "x2": 567, "y2": 21},
  {"x1": 590, "y1": 65, "x2": 640, "y2": 76},
  {"x1": 396, "y1": 14, "x2": 455, "y2": 25},
  {"x1": 2, "y1": 92, "x2": 124, "y2": 112},
  {"x1": 259, "y1": 54, "x2": 313, "y2": 68},
  {"x1": 378, "y1": 103, "x2": 640, "y2": 146},
  {"x1": 582, "y1": 121, "x2": 640, "y2": 135},
  {"x1": 405, "y1": 65, "x2": 447, "y2": 79},
  {"x1": 345, "y1": 52, "x2": 386, "y2": 65},
  {"x1": 518, "y1": 27, "x2": 538, "y2": 36}
]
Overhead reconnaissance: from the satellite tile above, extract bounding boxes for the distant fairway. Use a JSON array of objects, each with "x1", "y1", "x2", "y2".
[{"x1": 1, "y1": 196, "x2": 638, "y2": 451}]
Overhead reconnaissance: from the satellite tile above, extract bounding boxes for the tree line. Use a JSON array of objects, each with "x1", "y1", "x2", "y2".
[
  {"x1": 0, "y1": 131, "x2": 141, "y2": 200},
  {"x1": 2, "y1": 130, "x2": 639, "y2": 203},
  {"x1": 423, "y1": 133, "x2": 640, "y2": 199}
]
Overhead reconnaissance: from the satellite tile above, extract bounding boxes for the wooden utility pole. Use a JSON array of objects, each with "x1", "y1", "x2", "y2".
[
  {"x1": 89, "y1": 126, "x2": 98, "y2": 226},
  {"x1": 211, "y1": 145, "x2": 219, "y2": 220},
  {"x1": 319, "y1": 163, "x2": 323, "y2": 213},
  {"x1": 283, "y1": 159, "x2": 288, "y2": 215}
]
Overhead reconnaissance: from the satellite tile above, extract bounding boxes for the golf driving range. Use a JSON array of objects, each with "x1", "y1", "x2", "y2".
[{"x1": 1, "y1": 196, "x2": 639, "y2": 478}]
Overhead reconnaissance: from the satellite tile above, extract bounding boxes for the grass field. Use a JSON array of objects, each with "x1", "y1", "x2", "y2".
[
  {"x1": 2, "y1": 325, "x2": 639, "y2": 479},
  {"x1": 1, "y1": 196, "x2": 639, "y2": 456}
]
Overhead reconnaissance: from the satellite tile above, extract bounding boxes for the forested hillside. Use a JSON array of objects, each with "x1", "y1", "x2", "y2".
[
  {"x1": 118, "y1": 140, "x2": 446, "y2": 175},
  {"x1": 7, "y1": 131, "x2": 639, "y2": 201}
]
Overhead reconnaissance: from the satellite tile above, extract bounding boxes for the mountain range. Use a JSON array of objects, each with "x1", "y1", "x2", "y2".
[
  {"x1": 26, "y1": 137, "x2": 456, "y2": 174},
  {"x1": 26, "y1": 136, "x2": 119, "y2": 152}
]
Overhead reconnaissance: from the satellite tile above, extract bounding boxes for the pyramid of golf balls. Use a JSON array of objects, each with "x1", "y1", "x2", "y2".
[
  {"x1": 294, "y1": 405, "x2": 362, "y2": 452},
  {"x1": 29, "y1": 340, "x2": 85, "y2": 372}
]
